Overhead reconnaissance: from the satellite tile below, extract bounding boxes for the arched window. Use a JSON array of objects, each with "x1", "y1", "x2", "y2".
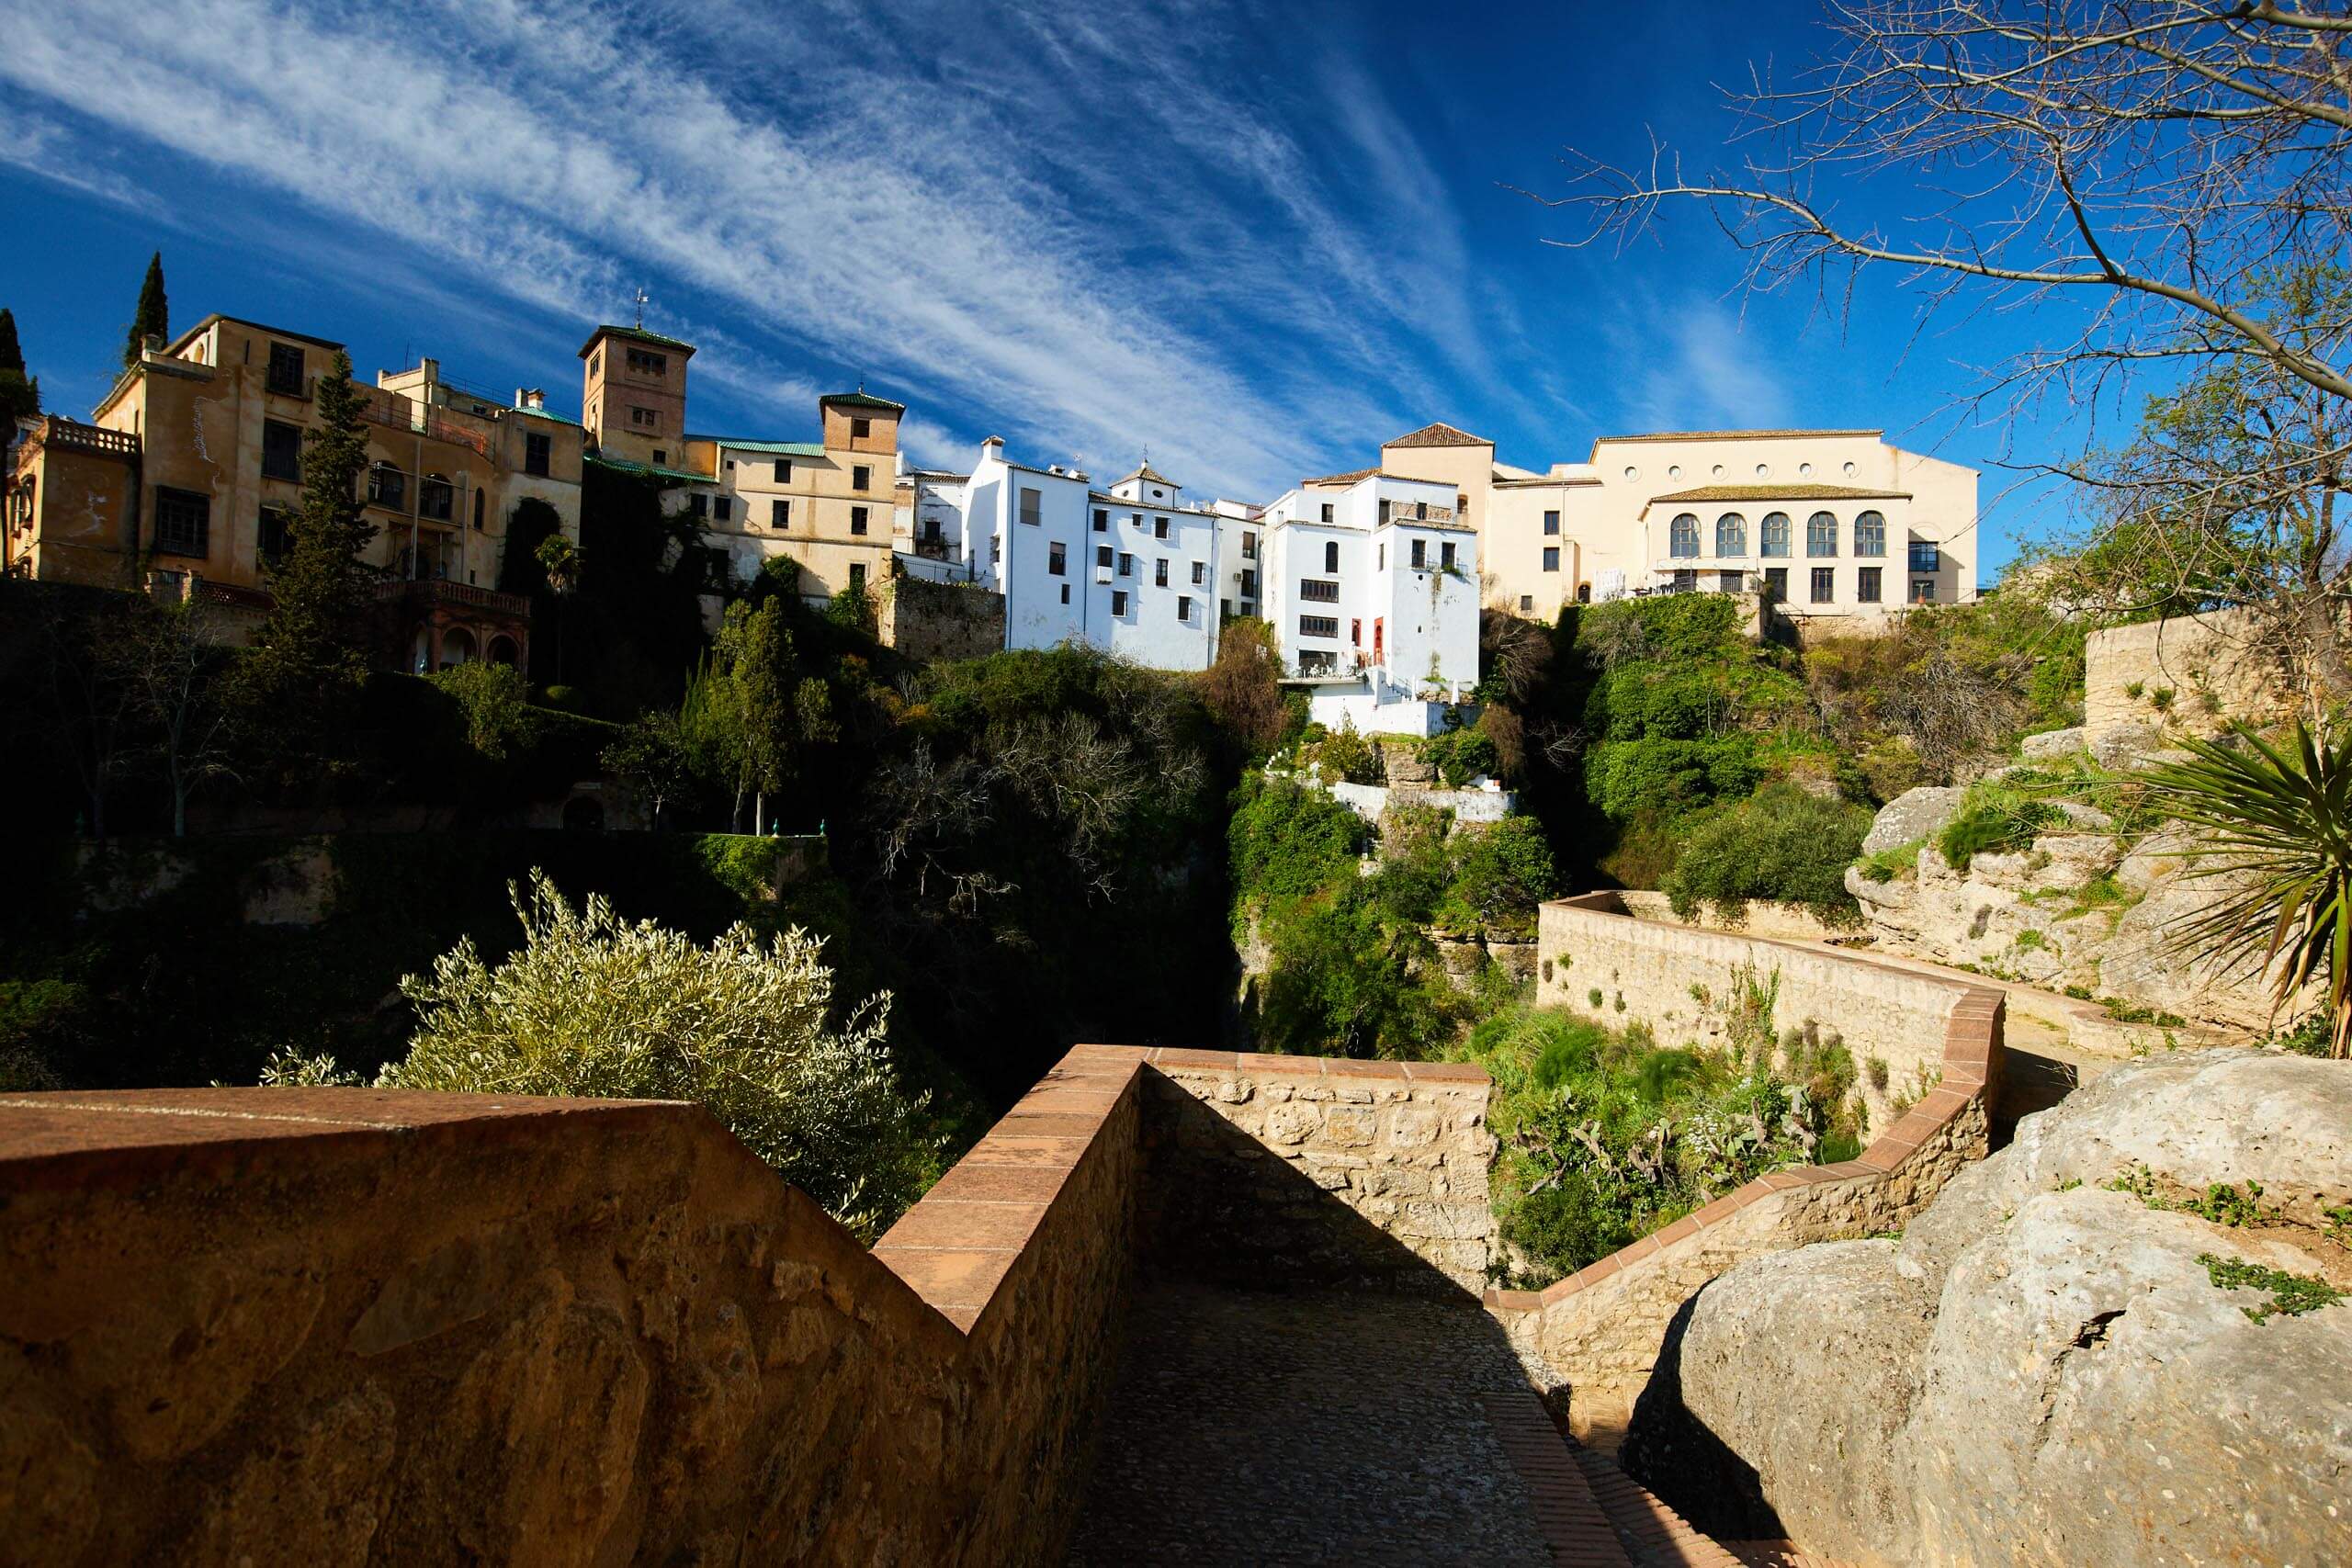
[
  {"x1": 1669, "y1": 513, "x2": 1700, "y2": 558},
  {"x1": 487, "y1": 635, "x2": 520, "y2": 666},
  {"x1": 1714, "y1": 513, "x2": 1747, "y2": 557},
  {"x1": 1807, "y1": 511, "x2": 1838, "y2": 558},
  {"x1": 1854, "y1": 511, "x2": 1886, "y2": 558},
  {"x1": 439, "y1": 626, "x2": 477, "y2": 670},
  {"x1": 1760, "y1": 512, "x2": 1791, "y2": 558}
]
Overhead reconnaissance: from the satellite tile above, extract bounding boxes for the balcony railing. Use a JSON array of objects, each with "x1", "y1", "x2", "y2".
[
  {"x1": 28, "y1": 417, "x2": 140, "y2": 460},
  {"x1": 375, "y1": 577, "x2": 530, "y2": 617}
]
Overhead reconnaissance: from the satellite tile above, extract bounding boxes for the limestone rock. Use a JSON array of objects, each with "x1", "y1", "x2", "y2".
[
  {"x1": 2018, "y1": 726, "x2": 2086, "y2": 761},
  {"x1": 1862, "y1": 786, "x2": 1969, "y2": 856},
  {"x1": 192, "y1": 1382, "x2": 397, "y2": 1562},
  {"x1": 1625, "y1": 1052, "x2": 2352, "y2": 1567}
]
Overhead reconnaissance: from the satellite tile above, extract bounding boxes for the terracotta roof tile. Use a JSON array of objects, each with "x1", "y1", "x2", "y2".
[{"x1": 1383, "y1": 421, "x2": 1493, "y2": 449}]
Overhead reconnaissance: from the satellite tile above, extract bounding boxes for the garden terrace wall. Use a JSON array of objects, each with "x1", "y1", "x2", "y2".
[
  {"x1": 0, "y1": 1043, "x2": 1495, "y2": 1565},
  {"x1": 1497, "y1": 894, "x2": 2003, "y2": 1439}
]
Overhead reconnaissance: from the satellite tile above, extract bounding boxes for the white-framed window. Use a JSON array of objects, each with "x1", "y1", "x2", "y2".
[
  {"x1": 1019, "y1": 487, "x2": 1042, "y2": 525},
  {"x1": 1715, "y1": 513, "x2": 1747, "y2": 557},
  {"x1": 1807, "y1": 512, "x2": 1838, "y2": 557}
]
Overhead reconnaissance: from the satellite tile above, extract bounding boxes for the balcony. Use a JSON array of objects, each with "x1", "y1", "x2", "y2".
[
  {"x1": 25, "y1": 416, "x2": 139, "y2": 461},
  {"x1": 375, "y1": 577, "x2": 530, "y2": 617}
]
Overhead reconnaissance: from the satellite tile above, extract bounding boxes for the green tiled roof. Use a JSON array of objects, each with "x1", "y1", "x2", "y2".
[
  {"x1": 508, "y1": 403, "x2": 581, "y2": 426},
  {"x1": 586, "y1": 452, "x2": 714, "y2": 484},
  {"x1": 820, "y1": 390, "x2": 906, "y2": 412},
  {"x1": 694, "y1": 435, "x2": 825, "y2": 457},
  {"x1": 578, "y1": 324, "x2": 697, "y2": 357}
]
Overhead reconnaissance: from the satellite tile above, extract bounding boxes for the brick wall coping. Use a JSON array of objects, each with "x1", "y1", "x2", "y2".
[{"x1": 1484, "y1": 893, "x2": 2003, "y2": 1315}]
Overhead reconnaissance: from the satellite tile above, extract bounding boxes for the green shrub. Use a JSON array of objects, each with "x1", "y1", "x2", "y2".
[
  {"x1": 431, "y1": 660, "x2": 538, "y2": 761},
  {"x1": 1421, "y1": 727, "x2": 1500, "y2": 787},
  {"x1": 1937, "y1": 784, "x2": 2065, "y2": 872},
  {"x1": 1660, "y1": 784, "x2": 1870, "y2": 925},
  {"x1": 1435, "y1": 818, "x2": 1557, "y2": 940},
  {"x1": 1227, "y1": 777, "x2": 1369, "y2": 919}
]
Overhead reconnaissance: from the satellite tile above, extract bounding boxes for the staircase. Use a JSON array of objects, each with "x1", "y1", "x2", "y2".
[{"x1": 1483, "y1": 1393, "x2": 1851, "y2": 1568}]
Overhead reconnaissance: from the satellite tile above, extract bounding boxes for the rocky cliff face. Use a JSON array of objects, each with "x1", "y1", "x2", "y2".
[
  {"x1": 1845, "y1": 764, "x2": 2297, "y2": 1032},
  {"x1": 1621, "y1": 1051, "x2": 2352, "y2": 1567}
]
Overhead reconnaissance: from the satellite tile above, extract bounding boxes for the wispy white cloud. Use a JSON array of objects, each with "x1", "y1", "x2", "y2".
[{"x1": 0, "y1": 0, "x2": 1541, "y2": 494}]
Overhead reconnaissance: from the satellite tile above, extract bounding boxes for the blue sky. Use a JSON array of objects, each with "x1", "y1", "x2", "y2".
[{"x1": 0, "y1": 0, "x2": 2125, "y2": 579}]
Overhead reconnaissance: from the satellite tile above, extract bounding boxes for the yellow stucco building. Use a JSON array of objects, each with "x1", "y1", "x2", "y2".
[
  {"x1": 5, "y1": 314, "x2": 584, "y2": 669},
  {"x1": 1372, "y1": 422, "x2": 1980, "y2": 627}
]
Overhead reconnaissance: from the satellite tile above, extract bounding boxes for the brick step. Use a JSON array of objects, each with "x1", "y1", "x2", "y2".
[
  {"x1": 1568, "y1": 1438, "x2": 1746, "y2": 1568},
  {"x1": 1479, "y1": 1392, "x2": 1634, "y2": 1566}
]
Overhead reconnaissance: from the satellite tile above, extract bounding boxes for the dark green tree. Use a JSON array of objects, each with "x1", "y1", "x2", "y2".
[
  {"x1": 0, "y1": 308, "x2": 38, "y2": 424},
  {"x1": 231, "y1": 350, "x2": 377, "y2": 781},
  {"x1": 121, "y1": 253, "x2": 168, "y2": 370}
]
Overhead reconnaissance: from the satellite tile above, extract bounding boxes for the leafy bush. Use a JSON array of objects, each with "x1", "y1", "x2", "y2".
[
  {"x1": 1584, "y1": 735, "x2": 1762, "y2": 822},
  {"x1": 430, "y1": 660, "x2": 538, "y2": 760},
  {"x1": 1227, "y1": 777, "x2": 1369, "y2": 920},
  {"x1": 1936, "y1": 782, "x2": 2065, "y2": 872},
  {"x1": 1313, "y1": 716, "x2": 1381, "y2": 784},
  {"x1": 1435, "y1": 818, "x2": 1557, "y2": 940},
  {"x1": 1420, "y1": 727, "x2": 1500, "y2": 787},
  {"x1": 1660, "y1": 784, "x2": 1871, "y2": 925},
  {"x1": 267, "y1": 871, "x2": 940, "y2": 1237}
]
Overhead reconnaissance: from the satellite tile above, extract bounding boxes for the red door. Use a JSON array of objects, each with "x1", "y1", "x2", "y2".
[{"x1": 1373, "y1": 617, "x2": 1384, "y2": 664}]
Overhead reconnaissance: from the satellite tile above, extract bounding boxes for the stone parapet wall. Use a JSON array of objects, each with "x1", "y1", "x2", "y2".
[
  {"x1": 1612, "y1": 889, "x2": 1852, "y2": 945},
  {"x1": 1537, "y1": 891, "x2": 1964, "y2": 1135},
  {"x1": 0, "y1": 1043, "x2": 1496, "y2": 1564},
  {"x1": 1498, "y1": 895, "x2": 2003, "y2": 1438},
  {"x1": 2084, "y1": 607, "x2": 2286, "y2": 737},
  {"x1": 1137, "y1": 1051, "x2": 1498, "y2": 1291}
]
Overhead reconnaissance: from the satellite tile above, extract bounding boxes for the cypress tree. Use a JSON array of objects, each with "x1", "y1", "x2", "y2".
[
  {"x1": 0, "y1": 308, "x2": 37, "y2": 424},
  {"x1": 121, "y1": 252, "x2": 168, "y2": 369},
  {"x1": 232, "y1": 350, "x2": 378, "y2": 780}
]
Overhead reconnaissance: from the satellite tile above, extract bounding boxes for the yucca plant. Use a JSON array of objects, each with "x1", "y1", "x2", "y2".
[{"x1": 2140, "y1": 722, "x2": 2352, "y2": 1058}]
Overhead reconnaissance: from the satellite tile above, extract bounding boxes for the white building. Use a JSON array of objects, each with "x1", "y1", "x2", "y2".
[
  {"x1": 956, "y1": 441, "x2": 1221, "y2": 669},
  {"x1": 1259, "y1": 468, "x2": 1481, "y2": 736},
  {"x1": 1208, "y1": 497, "x2": 1266, "y2": 622}
]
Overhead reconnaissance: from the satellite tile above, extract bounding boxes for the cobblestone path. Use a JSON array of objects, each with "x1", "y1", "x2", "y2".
[{"x1": 1064, "y1": 1280, "x2": 1556, "y2": 1566}]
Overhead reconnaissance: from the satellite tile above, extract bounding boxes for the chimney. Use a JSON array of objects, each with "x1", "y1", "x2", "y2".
[{"x1": 515, "y1": 387, "x2": 546, "y2": 411}]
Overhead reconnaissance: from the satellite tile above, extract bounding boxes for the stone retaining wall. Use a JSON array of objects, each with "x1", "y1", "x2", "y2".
[
  {"x1": 1139, "y1": 1051, "x2": 1497, "y2": 1291},
  {"x1": 876, "y1": 573, "x2": 1005, "y2": 663},
  {"x1": 1498, "y1": 894, "x2": 2004, "y2": 1438},
  {"x1": 2084, "y1": 607, "x2": 2286, "y2": 737},
  {"x1": 1613, "y1": 889, "x2": 1852, "y2": 945},
  {"x1": 0, "y1": 1043, "x2": 1494, "y2": 1564}
]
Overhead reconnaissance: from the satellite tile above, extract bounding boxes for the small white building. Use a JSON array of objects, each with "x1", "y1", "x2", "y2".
[
  {"x1": 1207, "y1": 497, "x2": 1266, "y2": 622},
  {"x1": 1260, "y1": 468, "x2": 1480, "y2": 735},
  {"x1": 956, "y1": 441, "x2": 1222, "y2": 670}
]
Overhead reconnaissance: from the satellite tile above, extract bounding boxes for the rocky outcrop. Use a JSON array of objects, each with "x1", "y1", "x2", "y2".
[
  {"x1": 1860, "y1": 785, "x2": 1968, "y2": 856},
  {"x1": 1623, "y1": 1051, "x2": 2352, "y2": 1568},
  {"x1": 1846, "y1": 806, "x2": 2296, "y2": 1032}
]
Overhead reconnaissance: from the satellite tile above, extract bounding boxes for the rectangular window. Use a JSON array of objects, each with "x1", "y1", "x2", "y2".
[
  {"x1": 418, "y1": 477, "x2": 454, "y2": 522},
  {"x1": 1019, "y1": 487, "x2": 1042, "y2": 525},
  {"x1": 629, "y1": 406, "x2": 660, "y2": 429},
  {"x1": 261, "y1": 419, "x2": 302, "y2": 481},
  {"x1": 1811, "y1": 566, "x2": 1835, "y2": 603},
  {"x1": 266, "y1": 342, "x2": 306, "y2": 396},
  {"x1": 1519, "y1": 594, "x2": 1532, "y2": 612},
  {"x1": 526, "y1": 431, "x2": 551, "y2": 477},
  {"x1": 1113, "y1": 590, "x2": 1129, "y2": 615},
  {"x1": 1131, "y1": 513, "x2": 1143, "y2": 529},
  {"x1": 1242, "y1": 530, "x2": 1257, "y2": 559},
  {"x1": 774, "y1": 458, "x2": 793, "y2": 483},
  {"x1": 1324, "y1": 540, "x2": 1340, "y2": 573},
  {"x1": 368, "y1": 466, "x2": 406, "y2": 512},
  {"x1": 1060, "y1": 583, "x2": 1070, "y2": 605},
  {"x1": 1298, "y1": 615, "x2": 1339, "y2": 639},
  {"x1": 1119, "y1": 552, "x2": 1135, "y2": 577},
  {"x1": 1221, "y1": 599, "x2": 1232, "y2": 619},
  {"x1": 1414, "y1": 500, "x2": 1428, "y2": 520},
  {"x1": 1319, "y1": 503, "x2": 1334, "y2": 524},
  {"x1": 1155, "y1": 559, "x2": 1169, "y2": 587},
  {"x1": 848, "y1": 562, "x2": 866, "y2": 593},
  {"x1": 258, "y1": 506, "x2": 291, "y2": 564},
  {"x1": 1239, "y1": 569, "x2": 1257, "y2": 597},
  {"x1": 772, "y1": 498, "x2": 791, "y2": 527},
  {"x1": 714, "y1": 496, "x2": 733, "y2": 522},
  {"x1": 1093, "y1": 508, "x2": 1108, "y2": 532},
  {"x1": 851, "y1": 415, "x2": 871, "y2": 439},
  {"x1": 1097, "y1": 545, "x2": 1114, "y2": 569},
  {"x1": 1672, "y1": 569, "x2": 1698, "y2": 591},
  {"x1": 1049, "y1": 541, "x2": 1067, "y2": 576},
  {"x1": 153, "y1": 486, "x2": 209, "y2": 557},
  {"x1": 1350, "y1": 617, "x2": 1362, "y2": 646},
  {"x1": 1410, "y1": 538, "x2": 1426, "y2": 569},
  {"x1": 1857, "y1": 567, "x2": 1882, "y2": 603},
  {"x1": 1441, "y1": 541, "x2": 1456, "y2": 570},
  {"x1": 1377, "y1": 543, "x2": 1385, "y2": 570},
  {"x1": 1179, "y1": 594, "x2": 1193, "y2": 621},
  {"x1": 1544, "y1": 510, "x2": 1560, "y2": 536},
  {"x1": 1717, "y1": 570, "x2": 1743, "y2": 593},
  {"x1": 1765, "y1": 566, "x2": 1789, "y2": 598},
  {"x1": 1908, "y1": 540, "x2": 1940, "y2": 573},
  {"x1": 1191, "y1": 560, "x2": 1205, "y2": 585},
  {"x1": 851, "y1": 505, "x2": 869, "y2": 536},
  {"x1": 690, "y1": 493, "x2": 709, "y2": 518},
  {"x1": 626, "y1": 347, "x2": 667, "y2": 376},
  {"x1": 1910, "y1": 578, "x2": 1938, "y2": 603},
  {"x1": 854, "y1": 464, "x2": 872, "y2": 491},
  {"x1": 1299, "y1": 579, "x2": 1340, "y2": 603},
  {"x1": 1542, "y1": 547, "x2": 1559, "y2": 572},
  {"x1": 1153, "y1": 516, "x2": 1169, "y2": 540}
]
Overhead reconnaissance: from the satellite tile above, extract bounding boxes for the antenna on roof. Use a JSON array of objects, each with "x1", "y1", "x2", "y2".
[{"x1": 631, "y1": 288, "x2": 650, "y2": 329}]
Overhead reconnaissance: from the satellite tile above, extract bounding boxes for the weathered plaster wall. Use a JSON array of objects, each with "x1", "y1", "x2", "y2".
[
  {"x1": 2083, "y1": 607, "x2": 2288, "y2": 737},
  {"x1": 1138, "y1": 1051, "x2": 1497, "y2": 1291},
  {"x1": 877, "y1": 573, "x2": 1005, "y2": 663},
  {"x1": 1499, "y1": 895, "x2": 2002, "y2": 1438}
]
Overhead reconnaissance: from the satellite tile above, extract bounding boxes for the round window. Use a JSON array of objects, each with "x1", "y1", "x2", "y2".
[
  {"x1": 1755, "y1": 462, "x2": 1770, "y2": 478},
  {"x1": 1843, "y1": 460, "x2": 1858, "y2": 477},
  {"x1": 1711, "y1": 463, "x2": 1725, "y2": 479},
  {"x1": 1668, "y1": 464, "x2": 1682, "y2": 479},
  {"x1": 1799, "y1": 461, "x2": 1813, "y2": 476},
  {"x1": 1623, "y1": 466, "x2": 1638, "y2": 481}
]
